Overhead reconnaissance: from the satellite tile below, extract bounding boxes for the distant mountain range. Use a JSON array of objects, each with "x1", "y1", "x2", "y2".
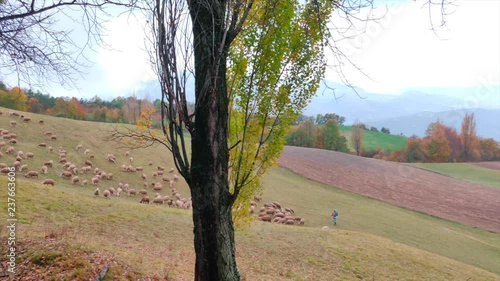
[{"x1": 303, "y1": 81, "x2": 500, "y2": 140}]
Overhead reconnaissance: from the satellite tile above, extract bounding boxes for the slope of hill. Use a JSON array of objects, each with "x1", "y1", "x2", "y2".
[
  {"x1": 339, "y1": 125, "x2": 407, "y2": 152},
  {"x1": 410, "y1": 163, "x2": 500, "y2": 188},
  {"x1": 279, "y1": 146, "x2": 500, "y2": 233},
  {"x1": 0, "y1": 108, "x2": 499, "y2": 279}
]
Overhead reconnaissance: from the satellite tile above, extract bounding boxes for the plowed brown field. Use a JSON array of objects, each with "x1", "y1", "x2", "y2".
[
  {"x1": 278, "y1": 146, "x2": 500, "y2": 233},
  {"x1": 474, "y1": 161, "x2": 500, "y2": 171}
]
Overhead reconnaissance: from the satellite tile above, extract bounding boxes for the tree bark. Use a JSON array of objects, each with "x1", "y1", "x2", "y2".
[{"x1": 188, "y1": 0, "x2": 240, "y2": 280}]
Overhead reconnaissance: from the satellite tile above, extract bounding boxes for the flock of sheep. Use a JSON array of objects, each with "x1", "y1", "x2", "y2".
[
  {"x1": 1, "y1": 109, "x2": 306, "y2": 226},
  {"x1": 251, "y1": 196, "x2": 305, "y2": 226},
  {"x1": 0, "y1": 109, "x2": 192, "y2": 210}
]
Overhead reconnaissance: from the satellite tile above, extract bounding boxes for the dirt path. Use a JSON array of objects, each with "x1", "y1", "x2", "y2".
[{"x1": 278, "y1": 146, "x2": 500, "y2": 233}]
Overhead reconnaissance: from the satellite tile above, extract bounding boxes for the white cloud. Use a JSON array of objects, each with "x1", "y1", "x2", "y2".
[{"x1": 325, "y1": 0, "x2": 500, "y2": 94}]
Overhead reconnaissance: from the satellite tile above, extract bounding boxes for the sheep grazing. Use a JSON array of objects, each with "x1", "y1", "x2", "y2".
[
  {"x1": 5, "y1": 146, "x2": 14, "y2": 154},
  {"x1": 41, "y1": 165, "x2": 48, "y2": 174},
  {"x1": 0, "y1": 142, "x2": 5, "y2": 147},
  {"x1": 258, "y1": 214, "x2": 272, "y2": 222},
  {"x1": 19, "y1": 164, "x2": 28, "y2": 172},
  {"x1": 153, "y1": 183, "x2": 163, "y2": 191},
  {"x1": 108, "y1": 187, "x2": 115, "y2": 195},
  {"x1": 60, "y1": 171, "x2": 72, "y2": 179},
  {"x1": 129, "y1": 157, "x2": 133, "y2": 163},
  {"x1": 48, "y1": 146, "x2": 54, "y2": 153},
  {"x1": 38, "y1": 143, "x2": 47, "y2": 148},
  {"x1": 107, "y1": 156, "x2": 116, "y2": 164},
  {"x1": 39, "y1": 120, "x2": 44, "y2": 124},
  {"x1": 141, "y1": 173, "x2": 147, "y2": 180},
  {"x1": 148, "y1": 161, "x2": 153, "y2": 166},
  {"x1": 140, "y1": 195, "x2": 150, "y2": 204},
  {"x1": 50, "y1": 135, "x2": 57, "y2": 140},
  {"x1": 127, "y1": 189, "x2": 137, "y2": 196},
  {"x1": 85, "y1": 160, "x2": 93, "y2": 167},
  {"x1": 135, "y1": 166, "x2": 143, "y2": 172},
  {"x1": 9, "y1": 139, "x2": 17, "y2": 144},
  {"x1": 0, "y1": 167, "x2": 11, "y2": 174},
  {"x1": 71, "y1": 176, "x2": 80, "y2": 185},
  {"x1": 42, "y1": 179, "x2": 55, "y2": 186},
  {"x1": 10, "y1": 121, "x2": 16, "y2": 127},
  {"x1": 43, "y1": 160, "x2": 53, "y2": 167},
  {"x1": 254, "y1": 195, "x2": 262, "y2": 202},
  {"x1": 106, "y1": 173, "x2": 113, "y2": 180},
  {"x1": 91, "y1": 177, "x2": 99, "y2": 185},
  {"x1": 139, "y1": 189, "x2": 148, "y2": 195},
  {"x1": 25, "y1": 152, "x2": 34, "y2": 159},
  {"x1": 173, "y1": 174, "x2": 179, "y2": 182},
  {"x1": 116, "y1": 187, "x2": 122, "y2": 197},
  {"x1": 94, "y1": 188, "x2": 100, "y2": 197},
  {"x1": 24, "y1": 171, "x2": 39, "y2": 178},
  {"x1": 23, "y1": 117, "x2": 31, "y2": 122},
  {"x1": 81, "y1": 179, "x2": 88, "y2": 186},
  {"x1": 152, "y1": 196, "x2": 164, "y2": 205},
  {"x1": 84, "y1": 149, "x2": 91, "y2": 155},
  {"x1": 125, "y1": 151, "x2": 130, "y2": 156},
  {"x1": 0, "y1": 152, "x2": 3, "y2": 158},
  {"x1": 157, "y1": 166, "x2": 165, "y2": 171},
  {"x1": 169, "y1": 167, "x2": 175, "y2": 173}
]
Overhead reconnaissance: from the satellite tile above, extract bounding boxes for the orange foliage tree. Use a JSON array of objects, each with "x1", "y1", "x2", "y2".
[
  {"x1": 68, "y1": 98, "x2": 87, "y2": 119},
  {"x1": 27, "y1": 97, "x2": 44, "y2": 113},
  {"x1": 460, "y1": 113, "x2": 480, "y2": 161},
  {"x1": 425, "y1": 121, "x2": 451, "y2": 162}
]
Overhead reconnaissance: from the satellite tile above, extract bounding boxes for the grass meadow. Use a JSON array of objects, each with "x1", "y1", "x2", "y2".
[{"x1": 0, "y1": 108, "x2": 498, "y2": 280}]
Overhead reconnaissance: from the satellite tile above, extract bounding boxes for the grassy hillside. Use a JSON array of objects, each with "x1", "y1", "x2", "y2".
[
  {"x1": 0, "y1": 108, "x2": 499, "y2": 280},
  {"x1": 410, "y1": 163, "x2": 500, "y2": 189},
  {"x1": 1, "y1": 177, "x2": 499, "y2": 280},
  {"x1": 339, "y1": 125, "x2": 407, "y2": 152}
]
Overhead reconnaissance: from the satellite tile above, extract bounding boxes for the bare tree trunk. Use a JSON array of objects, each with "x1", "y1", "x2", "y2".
[{"x1": 188, "y1": 0, "x2": 239, "y2": 280}]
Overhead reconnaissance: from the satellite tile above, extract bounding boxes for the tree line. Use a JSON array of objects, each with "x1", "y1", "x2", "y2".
[
  {"x1": 286, "y1": 112, "x2": 500, "y2": 163},
  {"x1": 0, "y1": 81, "x2": 192, "y2": 125},
  {"x1": 405, "y1": 113, "x2": 500, "y2": 162}
]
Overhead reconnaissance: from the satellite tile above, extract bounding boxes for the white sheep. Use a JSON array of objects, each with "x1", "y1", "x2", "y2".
[
  {"x1": 94, "y1": 188, "x2": 100, "y2": 197},
  {"x1": 42, "y1": 179, "x2": 55, "y2": 186},
  {"x1": 71, "y1": 176, "x2": 80, "y2": 185}
]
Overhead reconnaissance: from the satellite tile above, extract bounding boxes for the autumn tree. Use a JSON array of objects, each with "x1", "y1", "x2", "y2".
[
  {"x1": 27, "y1": 97, "x2": 43, "y2": 113},
  {"x1": 425, "y1": 121, "x2": 451, "y2": 162},
  {"x1": 322, "y1": 119, "x2": 348, "y2": 152},
  {"x1": 0, "y1": 86, "x2": 28, "y2": 111},
  {"x1": 122, "y1": 96, "x2": 139, "y2": 124},
  {"x1": 406, "y1": 137, "x2": 427, "y2": 162},
  {"x1": 479, "y1": 138, "x2": 500, "y2": 161},
  {"x1": 51, "y1": 97, "x2": 69, "y2": 117},
  {"x1": 351, "y1": 123, "x2": 364, "y2": 156},
  {"x1": 67, "y1": 98, "x2": 87, "y2": 119},
  {"x1": 460, "y1": 113, "x2": 481, "y2": 161}
]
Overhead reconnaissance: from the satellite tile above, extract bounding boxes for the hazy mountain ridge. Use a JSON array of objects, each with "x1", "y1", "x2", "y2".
[{"x1": 303, "y1": 81, "x2": 500, "y2": 140}]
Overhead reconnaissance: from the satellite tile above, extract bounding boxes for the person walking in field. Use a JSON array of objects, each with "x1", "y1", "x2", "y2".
[{"x1": 332, "y1": 209, "x2": 339, "y2": 225}]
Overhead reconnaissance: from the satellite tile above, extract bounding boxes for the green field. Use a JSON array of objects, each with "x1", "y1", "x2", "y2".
[
  {"x1": 410, "y1": 163, "x2": 500, "y2": 189},
  {"x1": 339, "y1": 125, "x2": 407, "y2": 152},
  {"x1": 0, "y1": 108, "x2": 498, "y2": 280}
]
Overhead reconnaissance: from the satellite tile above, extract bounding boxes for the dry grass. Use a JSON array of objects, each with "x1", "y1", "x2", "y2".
[{"x1": 0, "y1": 108, "x2": 499, "y2": 280}]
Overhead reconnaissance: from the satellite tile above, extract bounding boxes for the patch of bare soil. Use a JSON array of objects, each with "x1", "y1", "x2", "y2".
[
  {"x1": 279, "y1": 146, "x2": 500, "y2": 233},
  {"x1": 474, "y1": 161, "x2": 500, "y2": 171}
]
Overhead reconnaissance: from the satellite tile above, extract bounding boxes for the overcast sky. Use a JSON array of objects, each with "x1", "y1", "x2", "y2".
[{"x1": 3, "y1": 0, "x2": 500, "y2": 106}]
